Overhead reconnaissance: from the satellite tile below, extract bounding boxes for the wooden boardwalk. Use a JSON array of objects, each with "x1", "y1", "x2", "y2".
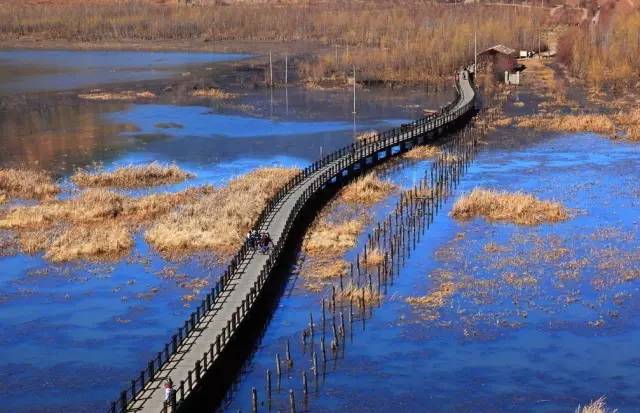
[{"x1": 112, "y1": 69, "x2": 475, "y2": 413}]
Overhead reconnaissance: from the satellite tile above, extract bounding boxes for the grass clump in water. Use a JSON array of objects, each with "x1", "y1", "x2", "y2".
[
  {"x1": 336, "y1": 282, "x2": 382, "y2": 307},
  {"x1": 71, "y1": 162, "x2": 194, "y2": 189},
  {"x1": 0, "y1": 168, "x2": 59, "y2": 200},
  {"x1": 450, "y1": 188, "x2": 569, "y2": 225},
  {"x1": 44, "y1": 223, "x2": 133, "y2": 262},
  {"x1": 145, "y1": 167, "x2": 299, "y2": 256},
  {"x1": 402, "y1": 145, "x2": 442, "y2": 160},
  {"x1": 406, "y1": 282, "x2": 457, "y2": 309},
  {"x1": 303, "y1": 220, "x2": 365, "y2": 257},
  {"x1": 339, "y1": 173, "x2": 396, "y2": 205},
  {"x1": 191, "y1": 87, "x2": 235, "y2": 99},
  {"x1": 78, "y1": 90, "x2": 156, "y2": 101},
  {"x1": 575, "y1": 397, "x2": 617, "y2": 413}
]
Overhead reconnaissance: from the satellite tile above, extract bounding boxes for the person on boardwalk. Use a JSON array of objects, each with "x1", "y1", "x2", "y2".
[
  {"x1": 260, "y1": 232, "x2": 273, "y2": 253},
  {"x1": 164, "y1": 378, "x2": 173, "y2": 403}
]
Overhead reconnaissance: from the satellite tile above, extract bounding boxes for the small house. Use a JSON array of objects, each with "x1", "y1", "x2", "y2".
[{"x1": 477, "y1": 44, "x2": 523, "y2": 84}]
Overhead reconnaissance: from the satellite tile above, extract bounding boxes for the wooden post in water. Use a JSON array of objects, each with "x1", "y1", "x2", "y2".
[
  {"x1": 252, "y1": 387, "x2": 258, "y2": 413},
  {"x1": 266, "y1": 369, "x2": 272, "y2": 399},
  {"x1": 289, "y1": 389, "x2": 296, "y2": 413}
]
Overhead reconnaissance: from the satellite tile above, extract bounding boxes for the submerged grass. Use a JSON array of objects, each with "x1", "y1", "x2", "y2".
[
  {"x1": 406, "y1": 281, "x2": 457, "y2": 309},
  {"x1": 145, "y1": 167, "x2": 299, "y2": 256},
  {"x1": 0, "y1": 168, "x2": 59, "y2": 200},
  {"x1": 71, "y1": 162, "x2": 194, "y2": 188},
  {"x1": 450, "y1": 188, "x2": 569, "y2": 225}
]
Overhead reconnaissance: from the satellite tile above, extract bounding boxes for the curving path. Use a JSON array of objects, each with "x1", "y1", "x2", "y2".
[{"x1": 114, "y1": 69, "x2": 475, "y2": 413}]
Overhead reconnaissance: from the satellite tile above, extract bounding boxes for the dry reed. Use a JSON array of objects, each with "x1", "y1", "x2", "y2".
[
  {"x1": 516, "y1": 114, "x2": 616, "y2": 136},
  {"x1": 339, "y1": 173, "x2": 395, "y2": 205},
  {"x1": 71, "y1": 162, "x2": 193, "y2": 188},
  {"x1": 0, "y1": 1, "x2": 547, "y2": 84},
  {"x1": 359, "y1": 247, "x2": 384, "y2": 269},
  {"x1": 78, "y1": 90, "x2": 156, "y2": 101},
  {"x1": 336, "y1": 282, "x2": 382, "y2": 307},
  {"x1": 575, "y1": 397, "x2": 617, "y2": 413},
  {"x1": 355, "y1": 130, "x2": 378, "y2": 142},
  {"x1": 450, "y1": 188, "x2": 569, "y2": 225},
  {"x1": 302, "y1": 259, "x2": 349, "y2": 281},
  {"x1": 406, "y1": 282, "x2": 457, "y2": 309},
  {"x1": 0, "y1": 168, "x2": 59, "y2": 200},
  {"x1": 402, "y1": 145, "x2": 442, "y2": 160},
  {"x1": 303, "y1": 219, "x2": 365, "y2": 257},
  {"x1": 190, "y1": 88, "x2": 235, "y2": 100},
  {"x1": 145, "y1": 167, "x2": 299, "y2": 255},
  {"x1": 44, "y1": 223, "x2": 133, "y2": 262}
]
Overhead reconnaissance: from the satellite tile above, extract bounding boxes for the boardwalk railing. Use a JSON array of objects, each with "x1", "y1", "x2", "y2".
[{"x1": 109, "y1": 68, "x2": 475, "y2": 413}]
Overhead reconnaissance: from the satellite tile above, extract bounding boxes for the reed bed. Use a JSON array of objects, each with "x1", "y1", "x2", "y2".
[
  {"x1": 303, "y1": 219, "x2": 365, "y2": 257},
  {"x1": 575, "y1": 397, "x2": 617, "y2": 413},
  {"x1": 402, "y1": 145, "x2": 442, "y2": 160},
  {"x1": 0, "y1": 187, "x2": 210, "y2": 230},
  {"x1": 339, "y1": 173, "x2": 396, "y2": 205},
  {"x1": 359, "y1": 247, "x2": 384, "y2": 270},
  {"x1": 355, "y1": 130, "x2": 378, "y2": 142},
  {"x1": 145, "y1": 167, "x2": 299, "y2": 256},
  {"x1": 515, "y1": 114, "x2": 616, "y2": 136},
  {"x1": 0, "y1": 1, "x2": 546, "y2": 84},
  {"x1": 45, "y1": 223, "x2": 133, "y2": 262},
  {"x1": 450, "y1": 188, "x2": 569, "y2": 225},
  {"x1": 190, "y1": 88, "x2": 235, "y2": 100},
  {"x1": 77, "y1": 90, "x2": 156, "y2": 101},
  {"x1": 336, "y1": 282, "x2": 382, "y2": 307},
  {"x1": 71, "y1": 162, "x2": 193, "y2": 188},
  {"x1": 0, "y1": 168, "x2": 59, "y2": 200},
  {"x1": 302, "y1": 259, "x2": 349, "y2": 281}
]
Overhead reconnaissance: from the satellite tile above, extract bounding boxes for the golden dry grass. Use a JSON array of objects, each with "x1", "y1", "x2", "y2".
[
  {"x1": 575, "y1": 397, "x2": 617, "y2": 413},
  {"x1": 0, "y1": 187, "x2": 210, "y2": 230},
  {"x1": 302, "y1": 259, "x2": 349, "y2": 281},
  {"x1": 303, "y1": 219, "x2": 365, "y2": 257},
  {"x1": 360, "y1": 247, "x2": 384, "y2": 269},
  {"x1": 0, "y1": 1, "x2": 546, "y2": 84},
  {"x1": 0, "y1": 168, "x2": 59, "y2": 200},
  {"x1": 336, "y1": 282, "x2": 382, "y2": 307},
  {"x1": 516, "y1": 114, "x2": 616, "y2": 136},
  {"x1": 613, "y1": 108, "x2": 640, "y2": 141},
  {"x1": 339, "y1": 173, "x2": 396, "y2": 205},
  {"x1": 44, "y1": 223, "x2": 133, "y2": 262},
  {"x1": 450, "y1": 188, "x2": 569, "y2": 225},
  {"x1": 406, "y1": 282, "x2": 457, "y2": 309},
  {"x1": 145, "y1": 167, "x2": 298, "y2": 255},
  {"x1": 71, "y1": 162, "x2": 193, "y2": 188},
  {"x1": 190, "y1": 88, "x2": 235, "y2": 100},
  {"x1": 402, "y1": 145, "x2": 442, "y2": 160},
  {"x1": 78, "y1": 90, "x2": 156, "y2": 101},
  {"x1": 356, "y1": 130, "x2": 379, "y2": 142},
  {"x1": 0, "y1": 192, "x2": 6, "y2": 204}
]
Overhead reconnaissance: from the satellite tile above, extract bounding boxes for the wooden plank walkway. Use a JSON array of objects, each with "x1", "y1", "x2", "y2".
[{"x1": 115, "y1": 69, "x2": 475, "y2": 413}]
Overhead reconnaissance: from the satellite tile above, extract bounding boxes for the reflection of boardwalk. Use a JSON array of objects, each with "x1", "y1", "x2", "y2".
[{"x1": 116, "y1": 70, "x2": 476, "y2": 413}]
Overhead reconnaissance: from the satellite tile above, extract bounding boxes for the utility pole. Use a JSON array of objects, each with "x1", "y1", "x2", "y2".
[
  {"x1": 352, "y1": 65, "x2": 357, "y2": 115},
  {"x1": 474, "y1": 29, "x2": 477, "y2": 72},
  {"x1": 269, "y1": 51, "x2": 273, "y2": 87}
]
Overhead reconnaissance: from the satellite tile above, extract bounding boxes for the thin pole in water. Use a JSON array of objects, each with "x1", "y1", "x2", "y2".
[
  {"x1": 269, "y1": 51, "x2": 273, "y2": 87},
  {"x1": 352, "y1": 65, "x2": 357, "y2": 115}
]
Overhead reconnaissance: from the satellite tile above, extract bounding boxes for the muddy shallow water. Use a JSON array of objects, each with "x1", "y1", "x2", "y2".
[
  {"x1": 217, "y1": 130, "x2": 640, "y2": 413},
  {"x1": 0, "y1": 49, "x2": 453, "y2": 412}
]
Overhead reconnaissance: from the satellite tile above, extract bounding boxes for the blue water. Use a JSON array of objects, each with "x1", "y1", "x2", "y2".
[
  {"x1": 109, "y1": 104, "x2": 408, "y2": 139},
  {"x1": 218, "y1": 131, "x2": 640, "y2": 412},
  {"x1": 0, "y1": 49, "x2": 248, "y2": 94}
]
